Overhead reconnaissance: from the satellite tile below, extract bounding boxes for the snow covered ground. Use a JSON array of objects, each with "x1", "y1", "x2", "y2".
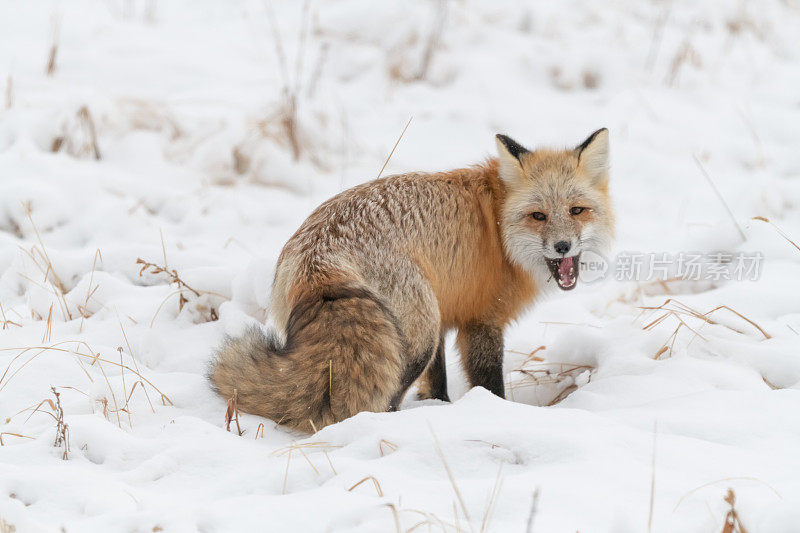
[{"x1": 2, "y1": 0, "x2": 800, "y2": 531}]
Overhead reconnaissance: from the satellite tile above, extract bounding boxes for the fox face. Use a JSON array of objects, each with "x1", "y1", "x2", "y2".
[{"x1": 495, "y1": 129, "x2": 614, "y2": 290}]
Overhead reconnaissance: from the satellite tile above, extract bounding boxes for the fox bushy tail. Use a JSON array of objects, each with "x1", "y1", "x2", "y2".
[{"x1": 207, "y1": 286, "x2": 405, "y2": 432}]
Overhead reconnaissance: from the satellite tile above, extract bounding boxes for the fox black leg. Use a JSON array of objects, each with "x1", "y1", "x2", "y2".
[
  {"x1": 425, "y1": 336, "x2": 450, "y2": 402},
  {"x1": 457, "y1": 323, "x2": 505, "y2": 399}
]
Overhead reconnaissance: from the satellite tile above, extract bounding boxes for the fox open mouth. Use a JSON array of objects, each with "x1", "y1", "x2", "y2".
[{"x1": 546, "y1": 254, "x2": 580, "y2": 290}]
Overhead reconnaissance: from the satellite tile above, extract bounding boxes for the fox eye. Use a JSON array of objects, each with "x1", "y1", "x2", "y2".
[
  {"x1": 531, "y1": 212, "x2": 547, "y2": 221},
  {"x1": 569, "y1": 207, "x2": 586, "y2": 216}
]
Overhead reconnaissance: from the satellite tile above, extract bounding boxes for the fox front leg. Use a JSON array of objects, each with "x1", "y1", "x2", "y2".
[{"x1": 456, "y1": 323, "x2": 505, "y2": 398}]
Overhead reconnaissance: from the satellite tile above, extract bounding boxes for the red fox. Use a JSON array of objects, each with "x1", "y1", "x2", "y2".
[{"x1": 209, "y1": 129, "x2": 614, "y2": 432}]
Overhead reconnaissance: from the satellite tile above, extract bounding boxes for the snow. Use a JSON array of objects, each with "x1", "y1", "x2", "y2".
[{"x1": 1, "y1": 0, "x2": 800, "y2": 531}]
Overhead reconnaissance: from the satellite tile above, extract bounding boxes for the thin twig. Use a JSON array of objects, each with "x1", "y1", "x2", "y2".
[
  {"x1": 347, "y1": 476, "x2": 383, "y2": 497},
  {"x1": 693, "y1": 154, "x2": 746, "y2": 241},
  {"x1": 429, "y1": 422, "x2": 474, "y2": 532},
  {"x1": 648, "y1": 421, "x2": 658, "y2": 533},
  {"x1": 377, "y1": 117, "x2": 413, "y2": 180},
  {"x1": 525, "y1": 488, "x2": 540, "y2": 533}
]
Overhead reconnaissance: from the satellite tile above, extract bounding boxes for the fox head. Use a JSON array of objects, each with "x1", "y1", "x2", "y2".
[{"x1": 495, "y1": 129, "x2": 614, "y2": 291}]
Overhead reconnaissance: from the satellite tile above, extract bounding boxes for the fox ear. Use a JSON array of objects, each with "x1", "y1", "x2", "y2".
[
  {"x1": 576, "y1": 128, "x2": 609, "y2": 182},
  {"x1": 495, "y1": 134, "x2": 529, "y2": 184}
]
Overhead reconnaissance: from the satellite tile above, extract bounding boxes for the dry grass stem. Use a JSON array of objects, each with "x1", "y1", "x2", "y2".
[
  {"x1": 722, "y1": 489, "x2": 749, "y2": 533},
  {"x1": 42, "y1": 304, "x2": 53, "y2": 344},
  {"x1": 119, "y1": 318, "x2": 155, "y2": 413},
  {"x1": 45, "y1": 14, "x2": 60, "y2": 76},
  {"x1": 282, "y1": 448, "x2": 293, "y2": 494},
  {"x1": 429, "y1": 423, "x2": 474, "y2": 532},
  {"x1": 509, "y1": 354, "x2": 595, "y2": 405},
  {"x1": 263, "y1": 0, "x2": 312, "y2": 161},
  {"x1": 525, "y1": 488, "x2": 540, "y2": 533},
  {"x1": 379, "y1": 439, "x2": 398, "y2": 456},
  {"x1": 648, "y1": 421, "x2": 658, "y2": 533},
  {"x1": 324, "y1": 450, "x2": 337, "y2": 475},
  {"x1": 645, "y1": 4, "x2": 671, "y2": 72},
  {"x1": 77, "y1": 106, "x2": 101, "y2": 160},
  {"x1": 78, "y1": 249, "x2": 103, "y2": 331},
  {"x1": 118, "y1": 347, "x2": 132, "y2": 427},
  {"x1": 137, "y1": 257, "x2": 200, "y2": 299},
  {"x1": 21, "y1": 202, "x2": 72, "y2": 319},
  {"x1": 270, "y1": 442, "x2": 341, "y2": 487},
  {"x1": 666, "y1": 38, "x2": 700, "y2": 86},
  {"x1": 416, "y1": 0, "x2": 448, "y2": 80},
  {"x1": 0, "y1": 301, "x2": 21, "y2": 329},
  {"x1": 137, "y1": 256, "x2": 223, "y2": 324},
  {"x1": 225, "y1": 388, "x2": 243, "y2": 436},
  {"x1": 297, "y1": 445, "x2": 320, "y2": 475},
  {"x1": 693, "y1": 154, "x2": 746, "y2": 241},
  {"x1": 95, "y1": 358, "x2": 123, "y2": 428},
  {"x1": 752, "y1": 216, "x2": 800, "y2": 253},
  {"x1": 0, "y1": 341, "x2": 173, "y2": 408},
  {"x1": 479, "y1": 460, "x2": 504, "y2": 533},
  {"x1": 376, "y1": 117, "x2": 413, "y2": 180},
  {"x1": 639, "y1": 299, "x2": 770, "y2": 359},
  {"x1": 50, "y1": 387, "x2": 69, "y2": 459},
  {"x1": 0, "y1": 432, "x2": 34, "y2": 446},
  {"x1": 385, "y1": 503, "x2": 402, "y2": 533},
  {"x1": 271, "y1": 441, "x2": 343, "y2": 457},
  {"x1": 347, "y1": 476, "x2": 384, "y2": 497},
  {"x1": 673, "y1": 477, "x2": 780, "y2": 512}
]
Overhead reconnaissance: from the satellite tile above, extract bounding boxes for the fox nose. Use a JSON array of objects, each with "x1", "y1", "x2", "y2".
[{"x1": 554, "y1": 241, "x2": 571, "y2": 254}]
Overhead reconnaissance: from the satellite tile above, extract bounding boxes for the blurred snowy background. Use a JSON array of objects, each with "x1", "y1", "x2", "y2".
[{"x1": 1, "y1": 0, "x2": 800, "y2": 531}]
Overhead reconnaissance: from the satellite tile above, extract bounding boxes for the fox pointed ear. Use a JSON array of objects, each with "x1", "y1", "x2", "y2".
[
  {"x1": 495, "y1": 134, "x2": 529, "y2": 185},
  {"x1": 576, "y1": 128, "x2": 609, "y2": 182}
]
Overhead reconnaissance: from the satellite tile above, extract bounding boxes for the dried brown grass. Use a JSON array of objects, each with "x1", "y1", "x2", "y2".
[
  {"x1": 50, "y1": 387, "x2": 69, "y2": 459},
  {"x1": 270, "y1": 441, "x2": 343, "y2": 493},
  {"x1": 525, "y1": 488, "x2": 540, "y2": 533},
  {"x1": 388, "y1": 0, "x2": 448, "y2": 82},
  {"x1": 45, "y1": 14, "x2": 60, "y2": 76},
  {"x1": 78, "y1": 249, "x2": 103, "y2": 331},
  {"x1": 136, "y1": 255, "x2": 223, "y2": 325},
  {"x1": 0, "y1": 514, "x2": 14, "y2": 533},
  {"x1": 0, "y1": 340, "x2": 173, "y2": 431},
  {"x1": 347, "y1": 476, "x2": 383, "y2": 497},
  {"x1": 0, "y1": 432, "x2": 34, "y2": 446},
  {"x1": 224, "y1": 388, "x2": 243, "y2": 436},
  {"x1": 666, "y1": 37, "x2": 701, "y2": 86},
  {"x1": 379, "y1": 438, "x2": 398, "y2": 457},
  {"x1": 51, "y1": 106, "x2": 101, "y2": 160},
  {"x1": 721, "y1": 489, "x2": 749, "y2": 533},
  {"x1": 639, "y1": 298, "x2": 770, "y2": 359},
  {"x1": 21, "y1": 202, "x2": 72, "y2": 320},
  {"x1": 263, "y1": 0, "x2": 312, "y2": 161},
  {"x1": 506, "y1": 344, "x2": 594, "y2": 406},
  {"x1": 647, "y1": 421, "x2": 658, "y2": 533},
  {"x1": 0, "y1": 301, "x2": 21, "y2": 329},
  {"x1": 752, "y1": 216, "x2": 800, "y2": 253}
]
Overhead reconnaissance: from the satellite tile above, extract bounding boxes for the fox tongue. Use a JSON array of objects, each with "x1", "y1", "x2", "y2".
[{"x1": 557, "y1": 256, "x2": 575, "y2": 286}]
